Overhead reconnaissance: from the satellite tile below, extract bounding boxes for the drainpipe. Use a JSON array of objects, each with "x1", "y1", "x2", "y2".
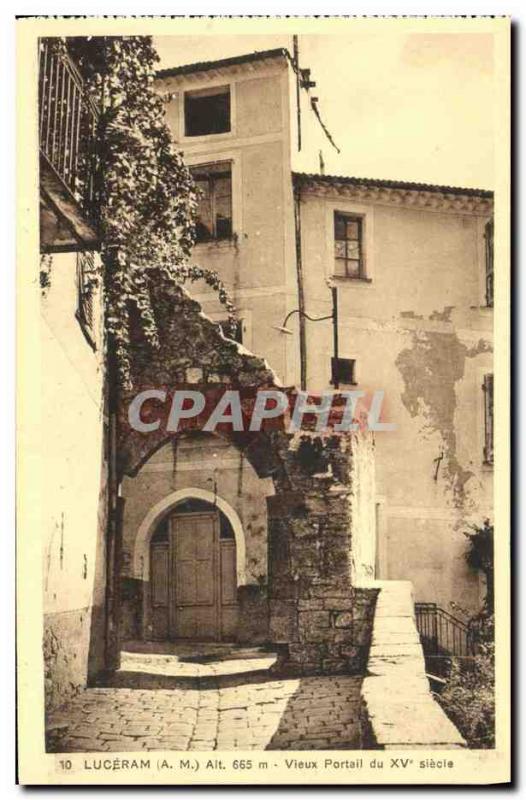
[
  {"x1": 293, "y1": 35, "x2": 301, "y2": 152},
  {"x1": 331, "y1": 285, "x2": 339, "y2": 389},
  {"x1": 103, "y1": 248, "x2": 124, "y2": 673},
  {"x1": 293, "y1": 183, "x2": 307, "y2": 390}
]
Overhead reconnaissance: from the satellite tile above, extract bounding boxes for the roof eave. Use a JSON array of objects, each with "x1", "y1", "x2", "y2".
[
  {"x1": 292, "y1": 171, "x2": 493, "y2": 200},
  {"x1": 156, "y1": 48, "x2": 290, "y2": 81}
]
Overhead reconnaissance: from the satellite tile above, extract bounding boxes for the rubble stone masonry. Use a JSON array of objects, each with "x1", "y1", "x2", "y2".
[{"x1": 117, "y1": 280, "x2": 377, "y2": 674}]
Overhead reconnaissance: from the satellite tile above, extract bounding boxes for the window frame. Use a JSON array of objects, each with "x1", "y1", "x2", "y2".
[
  {"x1": 484, "y1": 218, "x2": 494, "y2": 308},
  {"x1": 183, "y1": 84, "x2": 232, "y2": 138},
  {"x1": 190, "y1": 161, "x2": 233, "y2": 243},
  {"x1": 482, "y1": 373, "x2": 494, "y2": 466},
  {"x1": 333, "y1": 211, "x2": 368, "y2": 281},
  {"x1": 331, "y1": 357, "x2": 357, "y2": 387}
]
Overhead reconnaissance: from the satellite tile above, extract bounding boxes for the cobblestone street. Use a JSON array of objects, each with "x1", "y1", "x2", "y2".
[{"x1": 47, "y1": 642, "x2": 364, "y2": 752}]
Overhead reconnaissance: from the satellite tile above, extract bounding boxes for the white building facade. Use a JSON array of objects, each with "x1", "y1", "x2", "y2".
[{"x1": 118, "y1": 47, "x2": 493, "y2": 645}]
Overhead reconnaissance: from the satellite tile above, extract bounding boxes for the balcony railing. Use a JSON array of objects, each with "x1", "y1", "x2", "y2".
[
  {"x1": 415, "y1": 602, "x2": 475, "y2": 659},
  {"x1": 39, "y1": 39, "x2": 100, "y2": 227}
]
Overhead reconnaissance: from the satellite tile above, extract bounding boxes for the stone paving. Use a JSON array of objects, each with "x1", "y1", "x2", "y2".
[{"x1": 47, "y1": 642, "x2": 364, "y2": 752}]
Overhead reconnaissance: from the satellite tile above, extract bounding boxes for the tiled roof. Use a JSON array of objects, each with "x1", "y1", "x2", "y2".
[
  {"x1": 157, "y1": 48, "x2": 290, "y2": 79},
  {"x1": 293, "y1": 171, "x2": 493, "y2": 198}
]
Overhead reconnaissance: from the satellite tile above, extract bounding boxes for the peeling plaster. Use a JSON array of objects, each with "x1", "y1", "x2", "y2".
[
  {"x1": 395, "y1": 332, "x2": 492, "y2": 509},
  {"x1": 400, "y1": 311, "x2": 424, "y2": 320},
  {"x1": 429, "y1": 305, "x2": 455, "y2": 322}
]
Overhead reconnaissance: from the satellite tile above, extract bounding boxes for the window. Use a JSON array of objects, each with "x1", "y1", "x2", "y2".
[
  {"x1": 331, "y1": 357, "x2": 356, "y2": 386},
  {"x1": 184, "y1": 86, "x2": 230, "y2": 137},
  {"x1": 484, "y1": 219, "x2": 494, "y2": 307},
  {"x1": 483, "y1": 374, "x2": 494, "y2": 465},
  {"x1": 76, "y1": 250, "x2": 96, "y2": 347},
  {"x1": 191, "y1": 162, "x2": 232, "y2": 242},
  {"x1": 218, "y1": 319, "x2": 243, "y2": 344},
  {"x1": 334, "y1": 213, "x2": 364, "y2": 278}
]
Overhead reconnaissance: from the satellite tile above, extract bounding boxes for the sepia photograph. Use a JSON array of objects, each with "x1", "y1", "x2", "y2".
[{"x1": 16, "y1": 14, "x2": 510, "y2": 785}]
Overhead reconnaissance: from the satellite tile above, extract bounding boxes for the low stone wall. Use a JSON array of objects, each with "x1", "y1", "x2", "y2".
[{"x1": 361, "y1": 580, "x2": 466, "y2": 749}]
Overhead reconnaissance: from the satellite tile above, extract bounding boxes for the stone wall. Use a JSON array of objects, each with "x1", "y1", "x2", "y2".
[
  {"x1": 361, "y1": 579, "x2": 466, "y2": 749},
  {"x1": 116, "y1": 281, "x2": 376, "y2": 674},
  {"x1": 267, "y1": 431, "x2": 377, "y2": 674},
  {"x1": 43, "y1": 604, "x2": 105, "y2": 716}
]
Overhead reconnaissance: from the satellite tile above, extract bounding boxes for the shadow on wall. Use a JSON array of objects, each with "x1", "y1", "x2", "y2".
[{"x1": 86, "y1": 454, "x2": 111, "y2": 686}]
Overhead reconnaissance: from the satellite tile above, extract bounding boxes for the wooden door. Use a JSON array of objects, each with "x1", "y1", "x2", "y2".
[
  {"x1": 170, "y1": 512, "x2": 220, "y2": 640},
  {"x1": 220, "y1": 539, "x2": 238, "y2": 639},
  {"x1": 150, "y1": 508, "x2": 239, "y2": 642}
]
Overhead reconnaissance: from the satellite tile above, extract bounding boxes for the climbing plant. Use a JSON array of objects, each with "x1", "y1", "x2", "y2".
[
  {"x1": 464, "y1": 518, "x2": 494, "y2": 611},
  {"x1": 65, "y1": 36, "x2": 236, "y2": 384},
  {"x1": 438, "y1": 519, "x2": 495, "y2": 748}
]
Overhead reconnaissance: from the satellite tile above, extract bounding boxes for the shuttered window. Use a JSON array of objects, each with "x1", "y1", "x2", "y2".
[
  {"x1": 483, "y1": 374, "x2": 494, "y2": 465},
  {"x1": 485, "y1": 219, "x2": 494, "y2": 307}
]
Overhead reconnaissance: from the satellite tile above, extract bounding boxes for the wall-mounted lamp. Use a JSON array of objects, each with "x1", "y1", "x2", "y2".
[{"x1": 274, "y1": 282, "x2": 340, "y2": 388}]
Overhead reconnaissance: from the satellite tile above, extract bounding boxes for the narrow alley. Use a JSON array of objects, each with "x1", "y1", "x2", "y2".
[{"x1": 47, "y1": 642, "x2": 364, "y2": 752}]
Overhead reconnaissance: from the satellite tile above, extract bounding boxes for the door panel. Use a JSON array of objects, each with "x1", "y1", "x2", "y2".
[
  {"x1": 151, "y1": 508, "x2": 240, "y2": 642},
  {"x1": 170, "y1": 513, "x2": 219, "y2": 640},
  {"x1": 220, "y1": 541, "x2": 238, "y2": 639}
]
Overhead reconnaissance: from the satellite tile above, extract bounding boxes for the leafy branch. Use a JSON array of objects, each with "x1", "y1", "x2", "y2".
[{"x1": 63, "y1": 36, "x2": 237, "y2": 384}]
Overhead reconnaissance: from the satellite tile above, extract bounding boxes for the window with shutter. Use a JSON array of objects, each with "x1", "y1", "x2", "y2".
[
  {"x1": 483, "y1": 374, "x2": 494, "y2": 465},
  {"x1": 484, "y1": 219, "x2": 494, "y2": 307}
]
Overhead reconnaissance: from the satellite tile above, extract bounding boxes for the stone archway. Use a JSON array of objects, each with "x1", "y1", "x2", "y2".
[
  {"x1": 113, "y1": 281, "x2": 376, "y2": 673},
  {"x1": 133, "y1": 488, "x2": 247, "y2": 586}
]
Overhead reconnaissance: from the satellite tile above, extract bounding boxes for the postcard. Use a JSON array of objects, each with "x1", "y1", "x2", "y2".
[{"x1": 16, "y1": 14, "x2": 510, "y2": 785}]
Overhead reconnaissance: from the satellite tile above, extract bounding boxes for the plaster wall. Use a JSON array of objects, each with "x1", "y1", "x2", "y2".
[
  {"x1": 40, "y1": 251, "x2": 108, "y2": 710},
  {"x1": 156, "y1": 61, "x2": 298, "y2": 385},
  {"x1": 297, "y1": 191, "x2": 493, "y2": 612}
]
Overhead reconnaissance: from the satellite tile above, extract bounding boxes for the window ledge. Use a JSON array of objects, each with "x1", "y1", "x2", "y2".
[
  {"x1": 194, "y1": 237, "x2": 237, "y2": 251},
  {"x1": 332, "y1": 275, "x2": 372, "y2": 285},
  {"x1": 182, "y1": 131, "x2": 234, "y2": 145}
]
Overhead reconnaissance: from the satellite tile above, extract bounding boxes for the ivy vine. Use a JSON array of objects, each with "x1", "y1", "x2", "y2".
[
  {"x1": 62, "y1": 36, "x2": 237, "y2": 385},
  {"x1": 40, "y1": 253, "x2": 53, "y2": 295}
]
